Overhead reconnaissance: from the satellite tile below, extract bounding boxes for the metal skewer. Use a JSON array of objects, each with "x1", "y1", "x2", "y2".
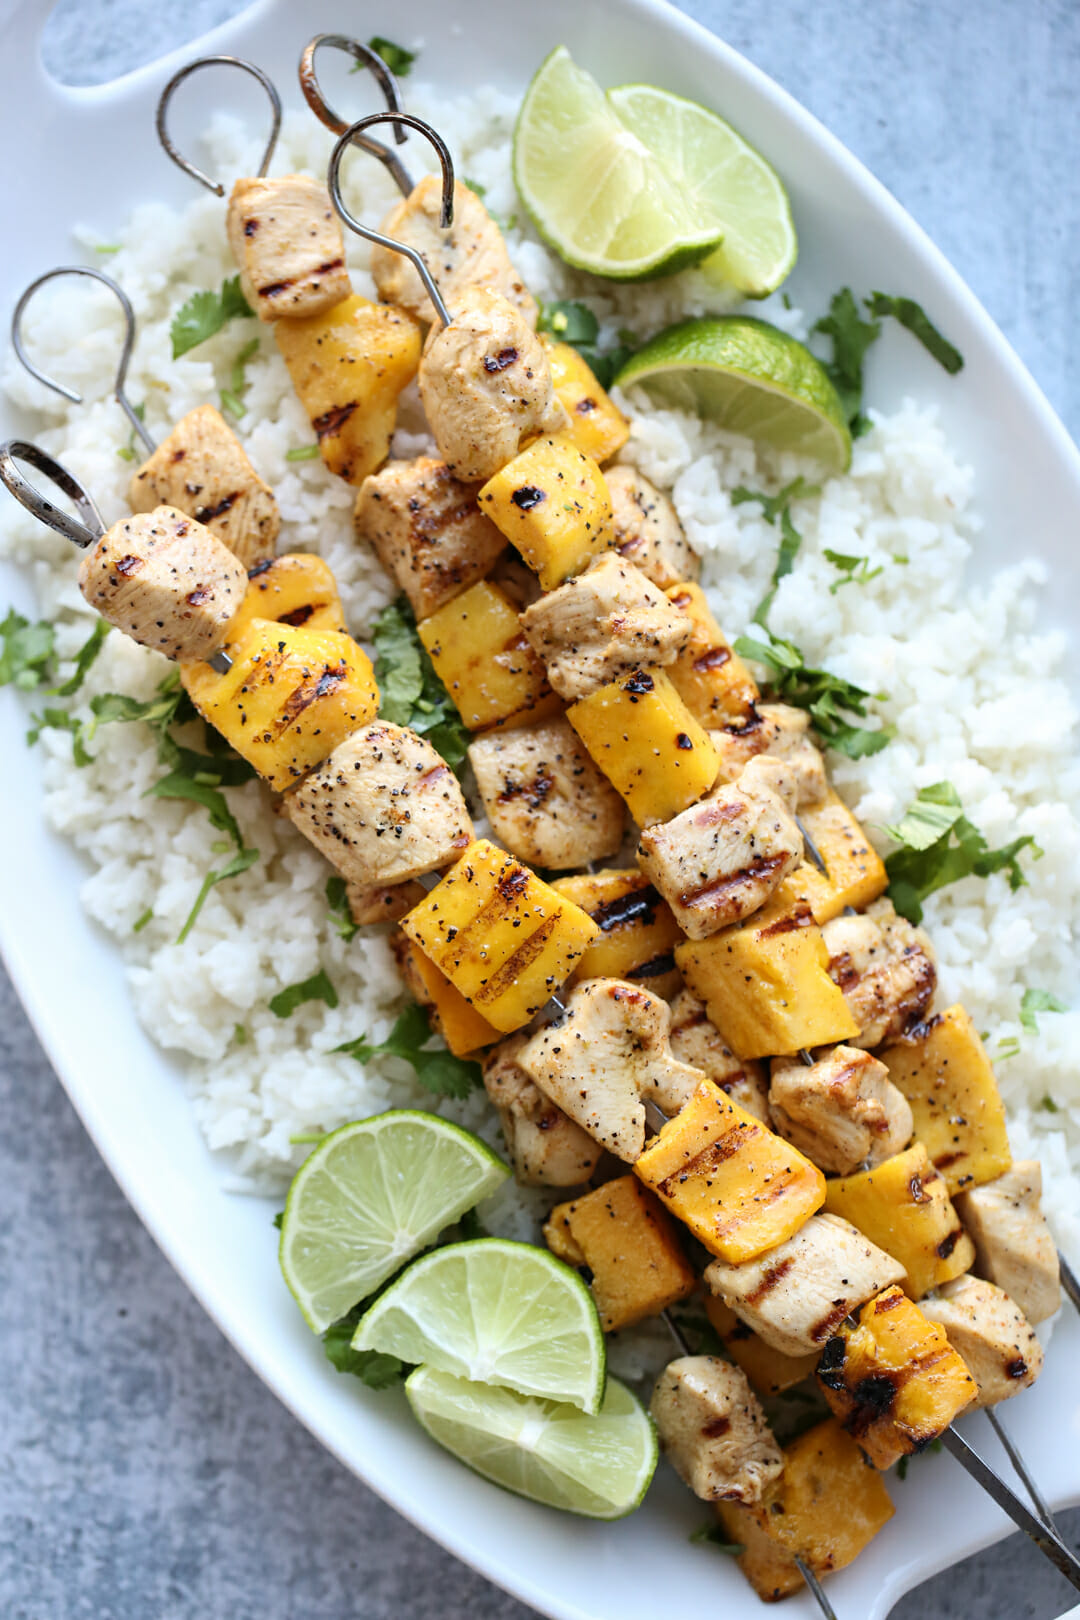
[
  {"x1": 156, "y1": 55, "x2": 282, "y2": 195},
  {"x1": 941, "y1": 1426, "x2": 1080, "y2": 1590},
  {"x1": 298, "y1": 34, "x2": 414, "y2": 198},
  {"x1": 984, "y1": 1407, "x2": 1057, "y2": 1531}
]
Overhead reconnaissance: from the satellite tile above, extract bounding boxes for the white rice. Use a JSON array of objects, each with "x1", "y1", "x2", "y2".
[{"x1": 2, "y1": 85, "x2": 1078, "y2": 1270}]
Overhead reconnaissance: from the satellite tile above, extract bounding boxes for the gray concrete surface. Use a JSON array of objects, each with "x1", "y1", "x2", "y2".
[{"x1": 3, "y1": 1, "x2": 1079, "y2": 1616}]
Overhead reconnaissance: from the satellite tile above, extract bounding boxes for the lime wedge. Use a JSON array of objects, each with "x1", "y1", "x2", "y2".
[
  {"x1": 608, "y1": 84, "x2": 796, "y2": 297},
  {"x1": 406, "y1": 1367, "x2": 656, "y2": 1519},
  {"x1": 354, "y1": 1238, "x2": 605, "y2": 1413},
  {"x1": 616, "y1": 315, "x2": 851, "y2": 473},
  {"x1": 513, "y1": 46, "x2": 725, "y2": 280},
  {"x1": 279, "y1": 1112, "x2": 509, "y2": 1333}
]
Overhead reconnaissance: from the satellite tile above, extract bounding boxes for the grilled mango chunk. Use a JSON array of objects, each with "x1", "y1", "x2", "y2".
[
  {"x1": 882, "y1": 1005, "x2": 1012, "y2": 1194},
  {"x1": 182, "y1": 618, "x2": 378, "y2": 792},
  {"x1": 551, "y1": 869, "x2": 683, "y2": 998},
  {"x1": 816, "y1": 1286, "x2": 976, "y2": 1470},
  {"x1": 634, "y1": 1076, "x2": 826, "y2": 1264},
  {"x1": 400, "y1": 838, "x2": 598, "y2": 1032},
  {"x1": 544, "y1": 1176, "x2": 696, "y2": 1332},
  {"x1": 417, "y1": 579, "x2": 558, "y2": 732},
  {"x1": 478, "y1": 432, "x2": 612, "y2": 590},
  {"x1": 393, "y1": 935, "x2": 502, "y2": 1058},
  {"x1": 665, "y1": 582, "x2": 759, "y2": 728},
  {"x1": 542, "y1": 338, "x2": 630, "y2": 464},
  {"x1": 566, "y1": 667, "x2": 720, "y2": 827},
  {"x1": 786, "y1": 788, "x2": 889, "y2": 923},
  {"x1": 717, "y1": 1418, "x2": 896, "y2": 1601},
  {"x1": 704, "y1": 1297, "x2": 820, "y2": 1397},
  {"x1": 274, "y1": 294, "x2": 421, "y2": 483},
  {"x1": 675, "y1": 893, "x2": 859, "y2": 1060},
  {"x1": 225, "y1": 553, "x2": 346, "y2": 646},
  {"x1": 823, "y1": 1142, "x2": 975, "y2": 1300}
]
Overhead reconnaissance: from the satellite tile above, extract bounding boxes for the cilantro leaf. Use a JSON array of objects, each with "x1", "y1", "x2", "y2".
[
  {"x1": 222, "y1": 335, "x2": 260, "y2": 419},
  {"x1": 176, "y1": 846, "x2": 259, "y2": 943},
  {"x1": 883, "y1": 782, "x2": 1042, "y2": 923},
  {"x1": 537, "y1": 300, "x2": 635, "y2": 391},
  {"x1": 812, "y1": 287, "x2": 881, "y2": 433},
  {"x1": 171, "y1": 276, "x2": 254, "y2": 359},
  {"x1": 456, "y1": 1207, "x2": 489, "y2": 1242},
  {"x1": 372, "y1": 596, "x2": 470, "y2": 769},
  {"x1": 326, "y1": 874, "x2": 359, "y2": 941},
  {"x1": 334, "y1": 1002, "x2": 481, "y2": 1100},
  {"x1": 322, "y1": 1304, "x2": 406, "y2": 1387},
  {"x1": 731, "y1": 478, "x2": 818, "y2": 625},
  {"x1": 462, "y1": 176, "x2": 487, "y2": 199},
  {"x1": 26, "y1": 706, "x2": 95, "y2": 766},
  {"x1": 270, "y1": 968, "x2": 339, "y2": 1019},
  {"x1": 688, "y1": 1525, "x2": 743, "y2": 1554},
  {"x1": 148, "y1": 769, "x2": 245, "y2": 849},
  {"x1": 865, "y1": 293, "x2": 963, "y2": 375},
  {"x1": 1020, "y1": 988, "x2": 1068, "y2": 1035},
  {"x1": 49, "y1": 618, "x2": 109, "y2": 696},
  {"x1": 823, "y1": 549, "x2": 883, "y2": 594},
  {"x1": 1, "y1": 609, "x2": 55, "y2": 690},
  {"x1": 734, "y1": 629, "x2": 894, "y2": 759},
  {"x1": 365, "y1": 36, "x2": 416, "y2": 75}
]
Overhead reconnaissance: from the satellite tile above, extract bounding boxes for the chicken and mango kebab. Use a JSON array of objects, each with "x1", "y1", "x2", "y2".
[{"x1": 4, "y1": 51, "x2": 1077, "y2": 1612}]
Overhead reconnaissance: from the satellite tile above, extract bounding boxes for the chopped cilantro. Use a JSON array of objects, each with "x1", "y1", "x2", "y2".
[
  {"x1": 462, "y1": 176, "x2": 487, "y2": 198},
  {"x1": 270, "y1": 968, "x2": 339, "y2": 1019},
  {"x1": 733, "y1": 628, "x2": 894, "y2": 759},
  {"x1": 883, "y1": 782, "x2": 1042, "y2": 923},
  {"x1": 824, "y1": 549, "x2": 884, "y2": 593},
  {"x1": 95, "y1": 243, "x2": 121, "y2": 254},
  {"x1": 537, "y1": 299, "x2": 635, "y2": 390},
  {"x1": 148, "y1": 769, "x2": 246, "y2": 849},
  {"x1": 116, "y1": 402, "x2": 147, "y2": 462},
  {"x1": 234, "y1": 1024, "x2": 249, "y2": 1046},
  {"x1": 372, "y1": 596, "x2": 469, "y2": 770},
  {"x1": 996, "y1": 1037, "x2": 1021, "y2": 1061},
  {"x1": 1020, "y1": 988, "x2": 1068, "y2": 1034},
  {"x1": 363, "y1": 36, "x2": 416, "y2": 75},
  {"x1": 26, "y1": 706, "x2": 94, "y2": 766},
  {"x1": 335, "y1": 1002, "x2": 481, "y2": 1100},
  {"x1": 326, "y1": 874, "x2": 359, "y2": 941},
  {"x1": 865, "y1": 293, "x2": 963, "y2": 375},
  {"x1": 1040, "y1": 1095, "x2": 1060, "y2": 1113},
  {"x1": 50, "y1": 618, "x2": 109, "y2": 696},
  {"x1": 133, "y1": 907, "x2": 153, "y2": 933},
  {"x1": 221, "y1": 335, "x2": 260, "y2": 419},
  {"x1": 812, "y1": 287, "x2": 881, "y2": 435},
  {"x1": 285, "y1": 444, "x2": 320, "y2": 462},
  {"x1": 731, "y1": 477, "x2": 818, "y2": 624},
  {"x1": 322, "y1": 1303, "x2": 406, "y2": 1386},
  {"x1": 176, "y1": 846, "x2": 259, "y2": 944},
  {"x1": 170, "y1": 276, "x2": 253, "y2": 360},
  {"x1": 1, "y1": 609, "x2": 55, "y2": 690}
]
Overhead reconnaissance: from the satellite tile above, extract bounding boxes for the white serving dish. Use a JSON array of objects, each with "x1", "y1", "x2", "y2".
[{"x1": 1, "y1": 1, "x2": 1079, "y2": 1615}]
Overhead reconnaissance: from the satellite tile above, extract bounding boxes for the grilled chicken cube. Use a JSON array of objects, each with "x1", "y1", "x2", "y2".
[
  {"x1": 128, "y1": 404, "x2": 279, "y2": 569},
  {"x1": 79, "y1": 505, "x2": 246, "y2": 662},
  {"x1": 605, "y1": 463, "x2": 699, "y2": 588},
  {"x1": 392, "y1": 934, "x2": 502, "y2": 1058},
  {"x1": 704, "y1": 1212, "x2": 906, "y2": 1358},
  {"x1": 637, "y1": 756, "x2": 804, "y2": 940},
  {"x1": 954, "y1": 1162, "x2": 1062, "y2": 1324},
  {"x1": 519, "y1": 550, "x2": 692, "y2": 702},
  {"x1": 282, "y1": 721, "x2": 472, "y2": 887},
  {"x1": 226, "y1": 174, "x2": 351, "y2": 321},
  {"x1": 769, "y1": 1045, "x2": 914, "y2": 1174},
  {"x1": 468, "y1": 718, "x2": 624, "y2": 870},
  {"x1": 545, "y1": 1177, "x2": 696, "y2": 1330},
  {"x1": 372, "y1": 176, "x2": 537, "y2": 327},
  {"x1": 650, "y1": 1357, "x2": 783, "y2": 1504},
  {"x1": 354, "y1": 457, "x2": 507, "y2": 621},
  {"x1": 345, "y1": 879, "x2": 426, "y2": 927},
  {"x1": 483, "y1": 1032, "x2": 602, "y2": 1186},
  {"x1": 518, "y1": 978, "x2": 704, "y2": 1162},
  {"x1": 920, "y1": 1274, "x2": 1043, "y2": 1407},
  {"x1": 419, "y1": 288, "x2": 567, "y2": 483},
  {"x1": 823, "y1": 897, "x2": 936, "y2": 1049},
  {"x1": 668, "y1": 989, "x2": 769, "y2": 1123},
  {"x1": 711, "y1": 703, "x2": 828, "y2": 809}
]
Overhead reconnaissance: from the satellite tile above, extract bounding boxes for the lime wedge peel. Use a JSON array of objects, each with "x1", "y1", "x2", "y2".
[
  {"x1": 354, "y1": 1238, "x2": 606, "y2": 1414},
  {"x1": 279, "y1": 1112, "x2": 510, "y2": 1334},
  {"x1": 616, "y1": 314, "x2": 852, "y2": 474},
  {"x1": 406, "y1": 1367, "x2": 657, "y2": 1519}
]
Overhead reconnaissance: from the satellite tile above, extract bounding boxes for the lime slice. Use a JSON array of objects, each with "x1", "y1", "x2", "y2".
[
  {"x1": 279, "y1": 1112, "x2": 509, "y2": 1333},
  {"x1": 406, "y1": 1367, "x2": 656, "y2": 1519},
  {"x1": 616, "y1": 315, "x2": 851, "y2": 473},
  {"x1": 513, "y1": 46, "x2": 725, "y2": 280},
  {"x1": 608, "y1": 84, "x2": 796, "y2": 297},
  {"x1": 354, "y1": 1238, "x2": 605, "y2": 1413}
]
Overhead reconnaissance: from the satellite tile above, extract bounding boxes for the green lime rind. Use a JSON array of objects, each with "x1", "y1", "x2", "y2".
[
  {"x1": 354, "y1": 1238, "x2": 606, "y2": 1414},
  {"x1": 615, "y1": 314, "x2": 852, "y2": 473},
  {"x1": 279, "y1": 1112, "x2": 509, "y2": 1334},
  {"x1": 608, "y1": 83, "x2": 796, "y2": 297},
  {"x1": 406, "y1": 1367, "x2": 657, "y2": 1519},
  {"x1": 513, "y1": 46, "x2": 725, "y2": 281}
]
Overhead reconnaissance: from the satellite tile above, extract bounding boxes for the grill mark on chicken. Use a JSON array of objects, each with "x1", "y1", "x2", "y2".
[
  {"x1": 194, "y1": 492, "x2": 240, "y2": 525},
  {"x1": 313, "y1": 402, "x2": 358, "y2": 440},
  {"x1": 483, "y1": 346, "x2": 520, "y2": 373},
  {"x1": 745, "y1": 1258, "x2": 795, "y2": 1307},
  {"x1": 701, "y1": 1416, "x2": 732, "y2": 1439},
  {"x1": 758, "y1": 901, "x2": 816, "y2": 939},
  {"x1": 1006, "y1": 1357, "x2": 1029, "y2": 1379},
  {"x1": 115, "y1": 554, "x2": 144, "y2": 577},
  {"x1": 679, "y1": 852, "x2": 788, "y2": 910},
  {"x1": 807, "y1": 1300, "x2": 853, "y2": 1345}
]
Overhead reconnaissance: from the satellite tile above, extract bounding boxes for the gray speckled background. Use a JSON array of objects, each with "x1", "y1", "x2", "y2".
[{"x1": 3, "y1": 2, "x2": 1080, "y2": 1616}]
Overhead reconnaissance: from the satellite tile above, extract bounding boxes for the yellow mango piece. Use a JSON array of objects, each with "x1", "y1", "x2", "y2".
[
  {"x1": 542, "y1": 338, "x2": 630, "y2": 464},
  {"x1": 634, "y1": 1076, "x2": 826, "y2": 1264},
  {"x1": 675, "y1": 894, "x2": 859, "y2": 1059},
  {"x1": 394, "y1": 936, "x2": 502, "y2": 1058},
  {"x1": 665, "y1": 582, "x2": 759, "y2": 727},
  {"x1": 477, "y1": 432, "x2": 612, "y2": 590},
  {"x1": 418, "y1": 579, "x2": 559, "y2": 732},
  {"x1": 274, "y1": 293, "x2": 422, "y2": 483},
  {"x1": 816, "y1": 1286, "x2": 976, "y2": 1470},
  {"x1": 882, "y1": 1005, "x2": 1012, "y2": 1194},
  {"x1": 550, "y1": 868, "x2": 682, "y2": 997},
  {"x1": 401, "y1": 838, "x2": 599, "y2": 1033},
  {"x1": 784, "y1": 788, "x2": 889, "y2": 924},
  {"x1": 704, "y1": 1296, "x2": 820, "y2": 1397},
  {"x1": 544, "y1": 1176, "x2": 696, "y2": 1332},
  {"x1": 823, "y1": 1142, "x2": 975, "y2": 1300},
  {"x1": 566, "y1": 667, "x2": 720, "y2": 827},
  {"x1": 225, "y1": 552, "x2": 346, "y2": 647},
  {"x1": 182, "y1": 618, "x2": 378, "y2": 792},
  {"x1": 718, "y1": 1418, "x2": 895, "y2": 1601}
]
